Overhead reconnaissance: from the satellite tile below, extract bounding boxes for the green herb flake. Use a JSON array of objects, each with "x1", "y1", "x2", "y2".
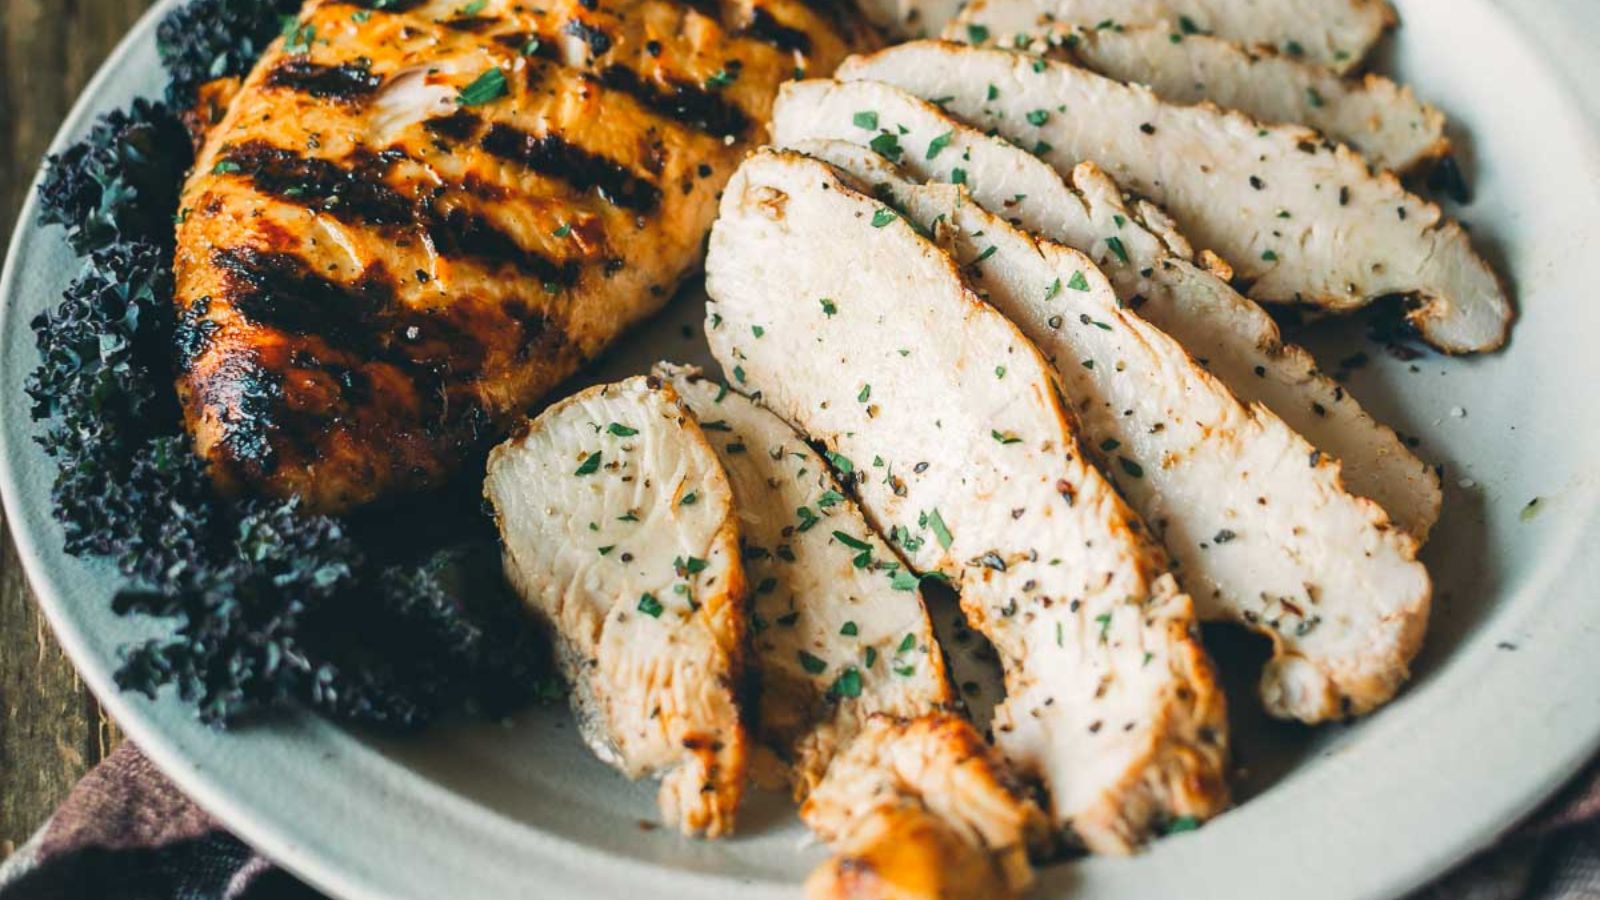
[
  {"x1": 857, "y1": 384, "x2": 871, "y2": 403},
  {"x1": 951, "y1": 167, "x2": 968, "y2": 185},
  {"x1": 211, "y1": 160, "x2": 242, "y2": 175},
  {"x1": 457, "y1": 67, "x2": 508, "y2": 106},
  {"x1": 552, "y1": 222, "x2": 572, "y2": 238},
  {"x1": 966, "y1": 23, "x2": 989, "y2": 43},
  {"x1": 825, "y1": 450, "x2": 855, "y2": 475},
  {"x1": 574, "y1": 452, "x2": 602, "y2": 476},
  {"x1": 817, "y1": 489, "x2": 845, "y2": 508},
  {"x1": 598, "y1": 545, "x2": 615, "y2": 556},
  {"x1": 1521, "y1": 497, "x2": 1544, "y2": 522},
  {"x1": 1095, "y1": 612, "x2": 1112, "y2": 640},
  {"x1": 926, "y1": 130, "x2": 954, "y2": 160},
  {"x1": 1166, "y1": 816, "x2": 1201, "y2": 834},
  {"x1": 1026, "y1": 109, "x2": 1050, "y2": 126},
  {"x1": 1106, "y1": 236, "x2": 1129, "y2": 263},
  {"x1": 679, "y1": 491, "x2": 697, "y2": 506},
  {"x1": 832, "y1": 531, "x2": 872, "y2": 551},
  {"x1": 752, "y1": 325, "x2": 764, "y2": 338},
  {"x1": 991, "y1": 430, "x2": 1022, "y2": 445},
  {"x1": 820, "y1": 297, "x2": 838, "y2": 316},
  {"x1": 853, "y1": 110, "x2": 879, "y2": 129},
  {"x1": 799, "y1": 650, "x2": 827, "y2": 675},
  {"x1": 868, "y1": 131, "x2": 903, "y2": 162},
  {"x1": 864, "y1": 646, "x2": 879, "y2": 667},
  {"x1": 924, "y1": 508, "x2": 953, "y2": 549},
  {"x1": 1261, "y1": 249, "x2": 1279, "y2": 262},
  {"x1": 1067, "y1": 270, "x2": 1090, "y2": 291},
  {"x1": 1118, "y1": 456, "x2": 1144, "y2": 479},
  {"x1": 1044, "y1": 278, "x2": 1062, "y2": 300},
  {"x1": 637, "y1": 593, "x2": 664, "y2": 617},
  {"x1": 897, "y1": 633, "x2": 917, "y2": 653},
  {"x1": 890, "y1": 569, "x2": 919, "y2": 591},
  {"x1": 840, "y1": 621, "x2": 859, "y2": 637},
  {"x1": 829, "y1": 666, "x2": 863, "y2": 698},
  {"x1": 870, "y1": 208, "x2": 898, "y2": 228},
  {"x1": 606, "y1": 422, "x2": 638, "y2": 437}
]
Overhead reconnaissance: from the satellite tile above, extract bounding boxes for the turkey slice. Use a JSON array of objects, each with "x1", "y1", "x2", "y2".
[
  {"x1": 653, "y1": 363, "x2": 953, "y2": 789},
  {"x1": 485, "y1": 375, "x2": 748, "y2": 837},
  {"x1": 705, "y1": 148, "x2": 1230, "y2": 852},
  {"x1": 802, "y1": 137, "x2": 1432, "y2": 721},
  {"x1": 951, "y1": 0, "x2": 1394, "y2": 73},
  {"x1": 657, "y1": 364, "x2": 1044, "y2": 895},
  {"x1": 803, "y1": 714, "x2": 1049, "y2": 900},
  {"x1": 949, "y1": 21, "x2": 1446, "y2": 173},
  {"x1": 770, "y1": 78, "x2": 1441, "y2": 541},
  {"x1": 836, "y1": 42, "x2": 1512, "y2": 353}
]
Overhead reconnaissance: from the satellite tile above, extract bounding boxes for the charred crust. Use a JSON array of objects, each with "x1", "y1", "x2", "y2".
[
  {"x1": 263, "y1": 58, "x2": 383, "y2": 102},
  {"x1": 480, "y1": 122, "x2": 662, "y2": 212},
  {"x1": 741, "y1": 6, "x2": 810, "y2": 53},
  {"x1": 596, "y1": 66, "x2": 749, "y2": 139}
]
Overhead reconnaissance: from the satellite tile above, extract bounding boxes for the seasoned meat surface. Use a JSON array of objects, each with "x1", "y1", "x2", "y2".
[
  {"x1": 484, "y1": 375, "x2": 750, "y2": 836},
  {"x1": 771, "y1": 78, "x2": 1442, "y2": 540},
  {"x1": 705, "y1": 149, "x2": 1230, "y2": 852},
  {"x1": 838, "y1": 42, "x2": 1512, "y2": 353},
  {"x1": 174, "y1": 0, "x2": 866, "y2": 512},
  {"x1": 804, "y1": 139, "x2": 1432, "y2": 721}
]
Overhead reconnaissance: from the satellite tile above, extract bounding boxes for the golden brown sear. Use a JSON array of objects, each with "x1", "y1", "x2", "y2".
[{"x1": 173, "y1": 0, "x2": 869, "y2": 512}]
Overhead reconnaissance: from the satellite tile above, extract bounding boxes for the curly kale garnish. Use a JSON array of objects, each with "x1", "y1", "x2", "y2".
[
  {"x1": 36, "y1": 101, "x2": 189, "y2": 256},
  {"x1": 157, "y1": 0, "x2": 302, "y2": 105},
  {"x1": 28, "y1": 19, "x2": 554, "y2": 728}
]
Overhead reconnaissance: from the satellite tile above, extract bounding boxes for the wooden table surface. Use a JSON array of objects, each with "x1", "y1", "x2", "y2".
[{"x1": 0, "y1": 0, "x2": 153, "y2": 858}]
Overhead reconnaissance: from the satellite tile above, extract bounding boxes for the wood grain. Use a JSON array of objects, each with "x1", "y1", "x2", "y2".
[{"x1": 0, "y1": 0, "x2": 152, "y2": 859}]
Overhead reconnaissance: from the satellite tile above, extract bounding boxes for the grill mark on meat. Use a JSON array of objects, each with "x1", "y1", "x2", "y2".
[
  {"x1": 346, "y1": 0, "x2": 430, "y2": 11},
  {"x1": 493, "y1": 31, "x2": 560, "y2": 60},
  {"x1": 218, "y1": 141, "x2": 577, "y2": 284},
  {"x1": 562, "y1": 18, "x2": 614, "y2": 57},
  {"x1": 741, "y1": 6, "x2": 811, "y2": 53},
  {"x1": 197, "y1": 350, "x2": 286, "y2": 476},
  {"x1": 215, "y1": 247, "x2": 395, "y2": 353},
  {"x1": 422, "y1": 109, "x2": 482, "y2": 142},
  {"x1": 264, "y1": 59, "x2": 384, "y2": 102},
  {"x1": 441, "y1": 14, "x2": 497, "y2": 31},
  {"x1": 220, "y1": 141, "x2": 413, "y2": 224},
  {"x1": 596, "y1": 66, "x2": 750, "y2": 138},
  {"x1": 480, "y1": 122, "x2": 662, "y2": 212},
  {"x1": 424, "y1": 202, "x2": 581, "y2": 285}
]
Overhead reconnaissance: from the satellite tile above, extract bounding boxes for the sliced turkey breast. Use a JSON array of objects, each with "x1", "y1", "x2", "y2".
[
  {"x1": 801, "y1": 138, "x2": 1431, "y2": 721},
  {"x1": 485, "y1": 375, "x2": 748, "y2": 837},
  {"x1": 950, "y1": 22, "x2": 1446, "y2": 173},
  {"x1": 952, "y1": 0, "x2": 1394, "y2": 73},
  {"x1": 704, "y1": 149, "x2": 1230, "y2": 852},
  {"x1": 803, "y1": 714, "x2": 1049, "y2": 900},
  {"x1": 657, "y1": 364, "x2": 1043, "y2": 894},
  {"x1": 770, "y1": 78, "x2": 1442, "y2": 541},
  {"x1": 653, "y1": 363, "x2": 953, "y2": 790},
  {"x1": 836, "y1": 42, "x2": 1512, "y2": 353}
]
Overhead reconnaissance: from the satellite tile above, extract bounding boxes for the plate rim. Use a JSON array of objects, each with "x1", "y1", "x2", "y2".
[{"x1": 3, "y1": 1, "x2": 1599, "y2": 898}]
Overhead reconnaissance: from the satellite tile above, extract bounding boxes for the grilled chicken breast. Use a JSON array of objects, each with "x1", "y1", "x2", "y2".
[
  {"x1": 953, "y1": 22, "x2": 1447, "y2": 173},
  {"x1": 484, "y1": 375, "x2": 749, "y2": 836},
  {"x1": 705, "y1": 149, "x2": 1229, "y2": 852},
  {"x1": 654, "y1": 364, "x2": 953, "y2": 790},
  {"x1": 803, "y1": 138, "x2": 1432, "y2": 720},
  {"x1": 803, "y1": 714, "x2": 1048, "y2": 900},
  {"x1": 771, "y1": 78, "x2": 1442, "y2": 540},
  {"x1": 173, "y1": 0, "x2": 866, "y2": 512},
  {"x1": 837, "y1": 42, "x2": 1512, "y2": 353},
  {"x1": 953, "y1": 0, "x2": 1394, "y2": 73}
]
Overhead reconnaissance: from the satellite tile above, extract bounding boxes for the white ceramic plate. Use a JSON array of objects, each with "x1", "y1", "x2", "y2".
[{"x1": 4, "y1": 1, "x2": 1600, "y2": 897}]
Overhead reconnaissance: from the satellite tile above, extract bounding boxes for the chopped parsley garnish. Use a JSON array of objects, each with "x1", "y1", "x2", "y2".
[
  {"x1": 832, "y1": 531, "x2": 872, "y2": 551},
  {"x1": 995, "y1": 365, "x2": 1006, "y2": 379},
  {"x1": 868, "y1": 131, "x2": 903, "y2": 162},
  {"x1": 922, "y1": 508, "x2": 953, "y2": 549},
  {"x1": 890, "y1": 569, "x2": 919, "y2": 591},
  {"x1": 1095, "y1": 612, "x2": 1112, "y2": 640},
  {"x1": 820, "y1": 297, "x2": 838, "y2": 316},
  {"x1": 840, "y1": 621, "x2": 859, "y2": 636},
  {"x1": 796, "y1": 506, "x2": 821, "y2": 531},
  {"x1": 211, "y1": 160, "x2": 241, "y2": 175},
  {"x1": 637, "y1": 593, "x2": 664, "y2": 617},
  {"x1": 1067, "y1": 270, "x2": 1090, "y2": 291},
  {"x1": 951, "y1": 167, "x2": 968, "y2": 185},
  {"x1": 752, "y1": 325, "x2": 764, "y2": 338},
  {"x1": 733, "y1": 365, "x2": 746, "y2": 384},
  {"x1": 1118, "y1": 457, "x2": 1144, "y2": 478},
  {"x1": 966, "y1": 23, "x2": 989, "y2": 43},
  {"x1": 574, "y1": 452, "x2": 602, "y2": 476},
  {"x1": 606, "y1": 422, "x2": 638, "y2": 437},
  {"x1": 864, "y1": 646, "x2": 879, "y2": 667},
  {"x1": 1165, "y1": 816, "x2": 1201, "y2": 834},
  {"x1": 825, "y1": 450, "x2": 855, "y2": 475},
  {"x1": 829, "y1": 666, "x2": 863, "y2": 698},
  {"x1": 1026, "y1": 109, "x2": 1050, "y2": 126},
  {"x1": 1261, "y1": 249, "x2": 1279, "y2": 262},
  {"x1": 457, "y1": 67, "x2": 508, "y2": 106},
  {"x1": 1044, "y1": 278, "x2": 1062, "y2": 301},
  {"x1": 1100, "y1": 438, "x2": 1121, "y2": 452},
  {"x1": 679, "y1": 491, "x2": 697, "y2": 506},
  {"x1": 853, "y1": 110, "x2": 879, "y2": 129},
  {"x1": 799, "y1": 650, "x2": 827, "y2": 675},
  {"x1": 1105, "y1": 236, "x2": 1130, "y2": 263},
  {"x1": 870, "y1": 208, "x2": 898, "y2": 228},
  {"x1": 704, "y1": 68, "x2": 736, "y2": 89},
  {"x1": 552, "y1": 222, "x2": 572, "y2": 238},
  {"x1": 817, "y1": 489, "x2": 844, "y2": 508},
  {"x1": 897, "y1": 633, "x2": 916, "y2": 653},
  {"x1": 992, "y1": 430, "x2": 1022, "y2": 445},
  {"x1": 858, "y1": 384, "x2": 871, "y2": 403},
  {"x1": 926, "y1": 130, "x2": 954, "y2": 160},
  {"x1": 598, "y1": 545, "x2": 615, "y2": 556}
]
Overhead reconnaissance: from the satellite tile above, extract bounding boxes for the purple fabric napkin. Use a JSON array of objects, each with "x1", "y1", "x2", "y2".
[{"x1": 2, "y1": 742, "x2": 1597, "y2": 899}]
